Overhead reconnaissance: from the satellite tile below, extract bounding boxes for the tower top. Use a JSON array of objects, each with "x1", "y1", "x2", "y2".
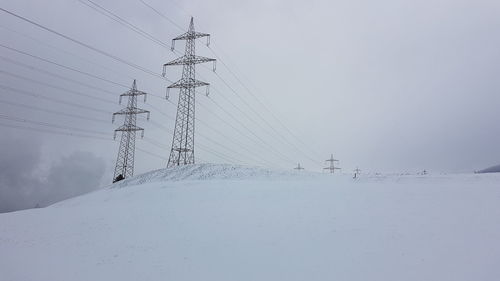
[
  {"x1": 189, "y1": 17, "x2": 194, "y2": 32},
  {"x1": 131, "y1": 79, "x2": 137, "y2": 90}
]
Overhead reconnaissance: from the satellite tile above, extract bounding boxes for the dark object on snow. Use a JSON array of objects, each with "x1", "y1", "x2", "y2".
[
  {"x1": 113, "y1": 174, "x2": 125, "y2": 183},
  {"x1": 477, "y1": 164, "x2": 500, "y2": 174}
]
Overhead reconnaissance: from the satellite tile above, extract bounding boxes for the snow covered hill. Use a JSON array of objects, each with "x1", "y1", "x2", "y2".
[
  {"x1": 478, "y1": 164, "x2": 500, "y2": 174},
  {"x1": 114, "y1": 163, "x2": 319, "y2": 187},
  {"x1": 1, "y1": 164, "x2": 500, "y2": 281}
]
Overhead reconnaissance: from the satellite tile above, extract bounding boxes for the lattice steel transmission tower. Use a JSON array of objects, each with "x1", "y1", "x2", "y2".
[
  {"x1": 112, "y1": 80, "x2": 150, "y2": 183},
  {"x1": 324, "y1": 154, "x2": 341, "y2": 174},
  {"x1": 162, "y1": 17, "x2": 216, "y2": 168},
  {"x1": 294, "y1": 163, "x2": 305, "y2": 171},
  {"x1": 353, "y1": 167, "x2": 361, "y2": 179}
]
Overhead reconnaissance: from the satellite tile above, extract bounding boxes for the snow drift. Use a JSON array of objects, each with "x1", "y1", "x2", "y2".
[
  {"x1": 1, "y1": 164, "x2": 500, "y2": 281},
  {"x1": 478, "y1": 164, "x2": 500, "y2": 174},
  {"x1": 114, "y1": 163, "x2": 318, "y2": 187}
]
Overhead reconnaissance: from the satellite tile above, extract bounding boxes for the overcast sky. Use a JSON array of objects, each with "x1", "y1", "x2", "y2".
[{"x1": 1, "y1": 0, "x2": 499, "y2": 211}]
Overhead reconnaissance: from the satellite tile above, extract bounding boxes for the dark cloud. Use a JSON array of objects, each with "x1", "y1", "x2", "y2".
[{"x1": 0, "y1": 135, "x2": 105, "y2": 213}]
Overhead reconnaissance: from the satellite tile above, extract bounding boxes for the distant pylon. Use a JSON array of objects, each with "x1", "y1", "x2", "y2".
[
  {"x1": 353, "y1": 167, "x2": 361, "y2": 179},
  {"x1": 162, "y1": 17, "x2": 216, "y2": 168},
  {"x1": 324, "y1": 154, "x2": 340, "y2": 174},
  {"x1": 112, "y1": 80, "x2": 150, "y2": 183},
  {"x1": 294, "y1": 163, "x2": 305, "y2": 171}
]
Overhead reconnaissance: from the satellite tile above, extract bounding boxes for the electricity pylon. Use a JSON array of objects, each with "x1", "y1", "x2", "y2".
[
  {"x1": 294, "y1": 163, "x2": 305, "y2": 171},
  {"x1": 162, "y1": 17, "x2": 216, "y2": 168},
  {"x1": 353, "y1": 167, "x2": 361, "y2": 179},
  {"x1": 112, "y1": 79, "x2": 150, "y2": 183},
  {"x1": 324, "y1": 154, "x2": 341, "y2": 174}
]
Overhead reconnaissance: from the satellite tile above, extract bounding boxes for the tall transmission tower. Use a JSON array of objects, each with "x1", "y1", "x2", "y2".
[
  {"x1": 294, "y1": 163, "x2": 305, "y2": 171},
  {"x1": 324, "y1": 154, "x2": 341, "y2": 174},
  {"x1": 162, "y1": 17, "x2": 216, "y2": 168},
  {"x1": 112, "y1": 79, "x2": 150, "y2": 183}
]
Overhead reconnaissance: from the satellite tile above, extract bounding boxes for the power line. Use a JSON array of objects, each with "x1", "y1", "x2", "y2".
[
  {"x1": 141, "y1": 0, "x2": 324, "y2": 163},
  {"x1": 129, "y1": 1, "x2": 324, "y2": 167},
  {"x1": 0, "y1": 24, "x2": 136, "y2": 81},
  {"x1": 144, "y1": 136, "x2": 241, "y2": 165},
  {"x1": 60, "y1": 4, "x2": 297, "y2": 167},
  {"x1": 1, "y1": 7, "x2": 309, "y2": 168},
  {"x1": 1, "y1": 66, "x2": 268, "y2": 167},
  {"x1": 206, "y1": 45, "x2": 325, "y2": 160},
  {"x1": 77, "y1": 6, "x2": 266, "y2": 165},
  {"x1": 138, "y1": 0, "x2": 185, "y2": 31},
  {"x1": 148, "y1": 100, "x2": 278, "y2": 168},
  {"x1": 0, "y1": 8, "x2": 164, "y2": 79},
  {"x1": 0, "y1": 121, "x2": 112, "y2": 140},
  {"x1": 0, "y1": 71, "x2": 279, "y2": 168},
  {"x1": 0, "y1": 69, "x2": 118, "y2": 105},
  {"x1": 0, "y1": 46, "x2": 165, "y2": 101},
  {"x1": 0, "y1": 113, "x2": 109, "y2": 136},
  {"x1": 208, "y1": 70, "x2": 324, "y2": 168},
  {"x1": 0, "y1": 121, "x2": 169, "y2": 163},
  {"x1": 0, "y1": 98, "x2": 109, "y2": 123},
  {"x1": 205, "y1": 96, "x2": 295, "y2": 165},
  {"x1": 77, "y1": 0, "x2": 171, "y2": 49},
  {"x1": 1, "y1": 56, "x2": 118, "y2": 97},
  {"x1": 195, "y1": 99, "x2": 289, "y2": 168},
  {"x1": 0, "y1": 43, "x2": 129, "y2": 88},
  {"x1": 0, "y1": 98, "x2": 249, "y2": 167},
  {"x1": 0, "y1": 84, "x2": 111, "y2": 114},
  {"x1": 69, "y1": 2, "x2": 297, "y2": 167},
  {"x1": 197, "y1": 68, "x2": 324, "y2": 167}
]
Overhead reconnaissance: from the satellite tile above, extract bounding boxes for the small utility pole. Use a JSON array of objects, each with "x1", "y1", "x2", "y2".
[
  {"x1": 294, "y1": 163, "x2": 305, "y2": 171},
  {"x1": 324, "y1": 154, "x2": 340, "y2": 174}
]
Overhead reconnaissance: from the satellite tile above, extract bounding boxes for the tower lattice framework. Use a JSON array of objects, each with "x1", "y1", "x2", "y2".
[
  {"x1": 163, "y1": 17, "x2": 215, "y2": 168},
  {"x1": 324, "y1": 154, "x2": 341, "y2": 174},
  {"x1": 112, "y1": 79, "x2": 150, "y2": 182}
]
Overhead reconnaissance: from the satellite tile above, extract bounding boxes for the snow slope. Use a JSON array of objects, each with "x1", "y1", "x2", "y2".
[
  {"x1": 478, "y1": 164, "x2": 500, "y2": 174},
  {"x1": 1, "y1": 164, "x2": 500, "y2": 281}
]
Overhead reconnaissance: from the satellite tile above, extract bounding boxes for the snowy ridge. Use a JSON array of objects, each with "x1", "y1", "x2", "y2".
[
  {"x1": 478, "y1": 164, "x2": 500, "y2": 174},
  {"x1": 2, "y1": 165, "x2": 500, "y2": 281},
  {"x1": 113, "y1": 163, "x2": 320, "y2": 187},
  {"x1": 358, "y1": 172, "x2": 500, "y2": 184}
]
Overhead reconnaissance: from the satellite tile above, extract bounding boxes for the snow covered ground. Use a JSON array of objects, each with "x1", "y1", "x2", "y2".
[{"x1": 1, "y1": 164, "x2": 500, "y2": 281}]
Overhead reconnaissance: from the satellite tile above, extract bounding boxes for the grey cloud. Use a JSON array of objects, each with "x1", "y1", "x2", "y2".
[
  {"x1": 0, "y1": 136, "x2": 105, "y2": 213},
  {"x1": 0, "y1": 0, "x2": 499, "y2": 181}
]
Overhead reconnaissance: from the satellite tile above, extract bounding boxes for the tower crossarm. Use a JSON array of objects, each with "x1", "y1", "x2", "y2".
[
  {"x1": 164, "y1": 55, "x2": 216, "y2": 66},
  {"x1": 112, "y1": 107, "x2": 150, "y2": 122},
  {"x1": 168, "y1": 78, "x2": 209, "y2": 89},
  {"x1": 120, "y1": 90, "x2": 147, "y2": 98},
  {"x1": 119, "y1": 90, "x2": 147, "y2": 104},
  {"x1": 114, "y1": 124, "x2": 144, "y2": 139},
  {"x1": 173, "y1": 31, "x2": 210, "y2": 41},
  {"x1": 120, "y1": 90, "x2": 147, "y2": 97},
  {"x1": 169, "y1": 17, "x2": 211, "y2": 51}
]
